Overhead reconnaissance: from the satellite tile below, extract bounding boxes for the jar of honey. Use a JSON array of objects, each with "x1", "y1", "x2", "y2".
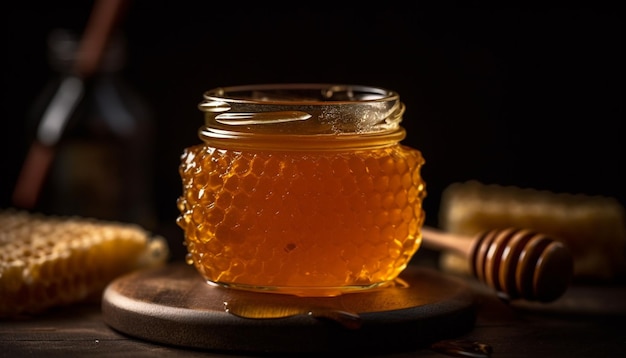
[{"x1": 176, "y1": 84, "x2": 426, "y2": 297}]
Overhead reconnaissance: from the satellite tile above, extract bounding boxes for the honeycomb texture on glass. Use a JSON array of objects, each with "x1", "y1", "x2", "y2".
[
  {"x1": 177, "y1": 143, "x2": 426, "y2": 296},
  {"x1": 0, "y1": 210, "x2": 169, "y2": 318}
]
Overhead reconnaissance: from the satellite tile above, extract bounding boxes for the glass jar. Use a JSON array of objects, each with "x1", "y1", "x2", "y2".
[{"x1": 176, "y1": 84, "x2": 426, "y2": 297}]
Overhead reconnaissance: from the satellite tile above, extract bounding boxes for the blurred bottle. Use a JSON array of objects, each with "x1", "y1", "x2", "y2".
[{"x1": 24, "y1": 29, "x2": 157, "y2": 230}]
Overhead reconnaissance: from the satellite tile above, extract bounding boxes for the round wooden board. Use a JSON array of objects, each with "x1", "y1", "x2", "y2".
[{"x1": 102, "y1": 262, "x2": 477, "y2": 354}]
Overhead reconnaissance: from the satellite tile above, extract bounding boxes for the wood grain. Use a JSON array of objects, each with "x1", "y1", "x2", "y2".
[{"x1": 102, "y1": 262, "x2": 477, "y2": 354}]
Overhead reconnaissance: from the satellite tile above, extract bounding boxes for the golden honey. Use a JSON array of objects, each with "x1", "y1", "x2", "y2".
[{"x1": 176, "y1": 84, "x2": 426, "y2": 296}]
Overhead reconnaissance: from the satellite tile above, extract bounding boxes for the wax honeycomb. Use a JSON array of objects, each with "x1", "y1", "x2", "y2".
[
  {"x1": 0, "y1": 209, "x2": 169, "y2": 318},
  {"x1": 438, "y1": 180, "x2": 626, "y2": 281}
]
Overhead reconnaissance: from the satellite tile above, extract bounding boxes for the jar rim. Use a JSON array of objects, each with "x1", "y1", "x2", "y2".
[
  {"x1": 200, "y1": 83, "x2": 399, "y2": 106},
  {"x1": 197, "y1": 83, "x2": 406, "y2": 145}
]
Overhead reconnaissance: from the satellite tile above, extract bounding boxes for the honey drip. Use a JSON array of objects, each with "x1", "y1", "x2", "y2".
[
  {"x1": 220, "y1": 277, "x2": 410, "y2": 329},
  {"x1": 223, "y1": 300, "x2": 363, "y2": 330},
  {"x1": 431, "y1": 339, "x2": 493, "y2": 358}
]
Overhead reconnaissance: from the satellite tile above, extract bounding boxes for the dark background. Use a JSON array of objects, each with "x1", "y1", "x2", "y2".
[{"x1": 2, "y1": 3, "x2": 622, "y2": 260}]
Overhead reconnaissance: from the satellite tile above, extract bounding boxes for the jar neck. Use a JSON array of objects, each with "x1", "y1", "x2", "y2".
[
  {"x1": 198, "y1": 126, "x2": 407, "y2": 151},
  {"x1": 197, "y1": 84, "x2": 407, "y2": 151}
]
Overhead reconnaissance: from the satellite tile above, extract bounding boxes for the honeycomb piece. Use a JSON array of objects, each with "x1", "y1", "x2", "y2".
[
  {"x1": 0, "y1": 209, "x2": 169, "y2": 318},
  {"x1": 177, "y1": 143, "x2": 426, "y2": 295},
  {"x1": 438, "y1": 180, "x2": 626, "y2": 281}
]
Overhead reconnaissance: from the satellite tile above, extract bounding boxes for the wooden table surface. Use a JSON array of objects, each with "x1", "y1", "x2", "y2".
[{"x1": 2, "y1": 253, "x2": 625, "y2": 358}]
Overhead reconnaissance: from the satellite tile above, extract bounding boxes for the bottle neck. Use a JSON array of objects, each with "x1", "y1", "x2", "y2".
[{"x1": 47, "y1": 28, "x2": 127, "y2": 76}]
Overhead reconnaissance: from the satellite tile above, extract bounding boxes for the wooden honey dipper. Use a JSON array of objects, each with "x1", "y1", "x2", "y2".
[{"x1": 420, "y1": 226, "x2": 574, "y2": 302}]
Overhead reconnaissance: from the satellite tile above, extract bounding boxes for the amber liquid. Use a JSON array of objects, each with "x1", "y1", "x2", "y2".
[{"x1": 177, "y1": 143, "x2": 426, "y2": 296}]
